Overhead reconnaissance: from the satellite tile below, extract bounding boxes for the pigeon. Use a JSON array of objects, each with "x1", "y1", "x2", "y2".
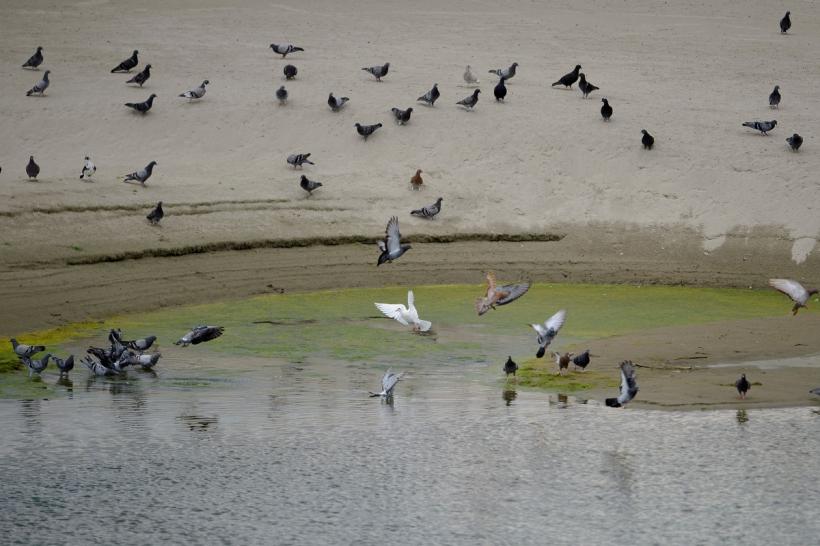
[
  {"x1": 355, "y1": 122, "x2": 382, "y2": 140},
  {"x1": 463, "y1": 65, "x2": 479, "y2": 84},
  {"x1": 26, "y1": 156, "x2": 40, "y2": 179},
  {"x1": 82, "y1": 355, "x2": 116, "y2": 376},
  {"x1": 572, "y1": 350, "x2": 591, "y2": 371},
  {"x1": 283, "y1": 64, "x2": 297, "y2": 79},
  {"x1": 146, "y1": 201, "x2": 163, "y2": 224},
  {"x1": 530, "y1": 309, "x2": 567, "y2": 358},
  {"x1": 22, "y1": 354, "x2": 51, "y2": 377},
  {"x1": 786, "y1": 133, "x2": 803, "y2": 151},
  {"x1": 503, "y1": 356, "x2": 518, "y2": 378},
  {"x1": 369, "y1": 369, "x2": 404, "y2": 398},
  {"x1": 578, "y1": 73, "x2": 599, "y2": 98},
  {"x1": 769, "y1": 85, "x2": 781, "y2": 108},
  {"x1": 175, "y1": 325, "x2": 225, "y2": 346},
  {"x1": 780, "y1": 11, "x2": 791, "y2": 34},
  {"x1": 26, "y1": 70, "x2": 50, "y2": 96},
  {"x1": 362, "y1": 62, "x2": 390, "y2": 81},
  {"x1": 10, "y1": 338, "x2": 45, "y2": 358},
  {"x1": 410, "y1": 197, "x2": 442, "y2": 219},
  {"x1": 123, "y1": 161, "x2": 157, "y2": 185},
  {"x1": 417, "y1": 84, "x2": 440, "y2": 106},
  {"x1": 494, "y1": 77, "x2": 507, "y2": 101},
  {"x1": 328, "y1": 93, "x2": 349, "y2": 111},
  {"x1": 410, "y1": 169, "x2": 423, "y2": 190},
  {"x1": 735, "y1": 373, "x2": 751, "y2": 399},
  {"x1": 122, "y1": 351, "x2": 161, "y2": 370},
  {"x1": 391, "y1": 107, "x2": 412, "y2": 125},
  {"x1": 641, "y1": 129, "x2": 654, "y2": 150},
  {"x1": 552, "y1": 352, "x2": 572, "y2": 375},
  {"x1": 80, "y1": 156, "x2": 96, "y2": 179},
  {"x1": 769, "y1": 278, "x2": 817, "y2": 315},
  {"x1": 276, "y1": 85, "x2": 288, "y2": 104},
  {"x1": 552, "y1": 65, "x2": 582, "y2": 88},
  {"x1": 377, "y1": 216, "x2": 411, "y2": 266},
  {"x1": 124, "y1": 93, "x2": 157, "y2": 114},
  {"x1": 600, "y1": 98, "x2": 613, "y2": 121},
  {"x1": 300, "y1": 174, "x2": 322, "y2": 196},
  {"x1": 374, "y1": 290, "x2": 432, "y2": 332},
  {"x1": 111, "y1": 50, "x2": 139, "y2": 73},
  {"x1": 53, "y1": 354, "x2": 75, "y2": 377},
  {"x1": 87, "y1": 346, "x2": 118, "y2": 368},
  {"x1": 605, "y1": 360, "x2": 639, "y2": 407},
  {"x1": 475, "y1": 272, "x2": 530, "y2": 315},
  {"x1": 457, "y1": 89, "x2": 480, "y2": 110},
  {"x1": 742, "y1": 120, "x2": 777, "y2": 135},
  {"x1": 810, "y1": 388, "x2": 820, "y2": 397},
  {"x1": 180, "y1": 80, "x2": 208, "y2": 100},
  {"x1": 488, "y1": 62, "x2": 518, "y2": 80},
  {"x1": 287, "y1": 153, "x2": 314, "y2": 168},
  {"x1": 270, "y1": 43, "x2": 304, "y2": 57},
  {"x1": 126, "y1": 64, "x2": 151, "y2": 87},
  {"x1": 124, "y1": 335, "x2": 157, "y2": 351},
  {"x1": 22, "y1": 46, "x2": 43, "y2": 69}
]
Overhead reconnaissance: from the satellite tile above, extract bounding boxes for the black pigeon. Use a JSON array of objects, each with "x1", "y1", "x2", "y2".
[
  {"x1": 300, "y1": 174, "x2": 322, "y2": 196},
  {"x1": 283, "y1": 64, "x2": 297, "y2": 79},
  {"x1": 417, "y1": 84, "x2": 440, "y2": 106},
  {"x1": 26, "y1": 156, "x2": 40, "y2": 179},
  {"x1": 53, "y1": 354, "x2": 74, "y2": 377},
  {"x1": 494, "y1": 77, "x2": 507, "y2": 101},
  {"x1": 769, "y1": 85, "x2": 781, "y2": 108},
  {"x1": 362, "y1": 62, "x2": 390, "y2": 81},
  {"x1": 572, "y1": 350, "x2": 591, "y2": 371},
  {"x1": 600, "y1": 98, "x2": 613, "y2": 121},
  {"x1": 786, "y1": 133, "x2": 803, "y2": 151},
  {"x1": 391, "y1": 107, "x2": 413, "y2": 125},
  {"x1": 270, "y1": 43, "x2": 304, "y2": 57},
  {"x1": 355, "y1": 122, "x2": 382, "y2": 140},
  {"x1": 742, "y1": 120, "x2": 777, "y2": 135},
  {"x1": 457, "y1": 89, "x2": 480, "y2": 110},
  {"x1": 125, "y1": 93, "x2": 157, "y2": 114},
  {"x1": 503, "y1": 356, "x2": 518, "y2": 377},
  {"x1": 147, "y1": 201, "x2": 163, "y2": 224},
  {"x1": 641, "y1": 129, "x2": 654, "y2": 150},
  {"x1": 578, "y1": 73, "x2": 599, "y2": 98},
  {"x1": 287, "y1": 153, "x2": 314, "y2": 168},
  {"x1": 735, "y1": 373, "x2": 751, "y2": 399},
  {"x1": 22, "y1": 46, "x2": 43, "y2": 69},
  {"x1": 780, "y1": 11, "x2": 791, "y2": 34},
  {"x1": 605, "y1": 361, "x2": 639, "y2": 407},
  {"x1": 276, "y1": 85, "x2": 288, "y2": 104},
  {"x1": 111, "y1": 50, "x2": 139, "y2": 73},
  {"x1": 552, "y1": 64, "x2": 582, "y2": 88},
  {"x1": 126, "y1": 64, "x2": 151, "y2": 87},
  {"x1": 328, "y1": 93, "x2": 349, "y2": 111},
  {"x1": 175, "y1": 325, "x2": 225, "y2": 346}
]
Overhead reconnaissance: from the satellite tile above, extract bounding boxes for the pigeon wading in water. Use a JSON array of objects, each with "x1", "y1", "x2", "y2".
[
  {"x1": 80, "y1": 156, "x2": 96, "y2": 179},
  {"x1": 287, "y1": 153, "x2": 314, "y2": 168},
  {"x1": 410, "y1": 169, "x2": 423, "y2": 190},
  {"x1": 270, "y1": 43, "x2": 304, "y2": 57},
  {"x1": 552, "y1": 65, "x2": 581, "y2": 88},
  {"x1": 124, "y1": 161, "x2": 157, "y2": 185},
  {"x1": 53, "y1": 354, "x2": 75, "y2": 377},
  {"x1": 10, "y1": 338, "x2": 45, "y2": 358},
  {"x1": 463, "y1": 65, "x2": 479, "y2": 84},
  {"x1": 146, "y1": 202, "x2": 163, "y2": 224},
  {"x1": 641, "y1": 130, "x2": 654, "y2": 150},
  {"x1": 300, "y1": 174, "x2": 322, "y2": 196},
  {"x1": 180, "y1": 80, "x2": 208, "y2": 100},
  {"x1": 488, "y1": 62, "x2": 518, "y2": 80},
  {"x1": 377, "y1": 216, "x2": 411, "y2": 266},
  {"x1": 572, "y1": 350, "x2": 591, "y2": 371},
  {"x1": 504, "y1": 356, "x2": 518, "y2": 378},
  {"x1": 600, "y1": 98, "x2": 613, "y2": 121},
  {"x1": 475, "y1": 272, "x2": 530, "y2": 315},
  {"x1": 742, "y1": 120, "x2": 776, "y2": 135},
  {"x1": 457, "y1": 89, "x2": 480, "y2": 110},
  {"x1": 276, "y1": 86, "x2": 288, "y2": 104},
  {"x1": 769, "y1": 278, "x2": 817, "y2": 314},
  {"x1": 735, "y1": 373, "x2": 751, "y2": 399},
  {"x1": 605, "y1": 360, "x2": 639, "y2": 407},
  {"x1": 111, "y1": 50, "x2": 139, "y2": 73},
  {"x1": 769, "y1": 85, "x2": 781, "y2": 108},
  {"x1": 123, "y1": 335, "x2": 157, "y2": 351},
  {"x1": 175, "y1": 325, "x2": 225, "y2": 346},
  {"x1": 786, "y1": 133, "x2": 803, "y2": 151},
  {"x1": 494, "y1": 77, "x2": 507, "y2": 101},
  {"x1": 283, "y1": 65, "x2": 297, "y2": 80},
  {"x1": 410, "y1": 197, "x2": 442, "y2": 219},
  {"x1": 374, "y1": 290, "x2": 432, "y2": 332},
  {"x1": 391, "y1": 107, "x2": 412, "y2": 125},
  {"x1": 26, "y1": 70, "x2": 50, "y2": 96},
  {"x1": 22, "y1": 47, "x2": 43, "y2": 69},
  {"x1": 26, "y1": 156, "x2": 40, "y2": 179},
  {"x1": 362, "y1": 62, "x2": 390, "y2": 81},
  {"x1": 126, "y1": 64, "x2": 151, "y2": 87},
  {"x1": 125, "y1": 93, "x2": 157, "y2": 114},
  {"x1": 578, "y1": 73, "x2": 598, "y2": 98},
  {"x1": 355, "y1": 122, "x2": 382, "y2": 140},
  {"x1": 369, "y1": 369, "x2": 404, "y2": 398},
  {"x1": 22, "y1": 354, "x2": 51, "y2": 377},
  {"x1": 780, "y1": 11, "x2": 791, "y2": 34},
  {"x1": 530, "y1": 309, "x2": 567, "y2": 358},
  {"x1": 417, "y1": 84, "x2": 440, "y2": 106},
  {"x1": 328, "y1": 93, "x2": 349, "y2": 111}
]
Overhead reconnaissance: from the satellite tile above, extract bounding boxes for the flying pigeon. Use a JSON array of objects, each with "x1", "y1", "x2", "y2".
[
  {"x1": 126, "y1": 64, "x2": 151, "y2": 87},
  {"x1": 786, "y1": 133, "x2": 803, "y2": 151},
  {"x1": 769, "y1": 278, "x2": 817, "y2": 314},
  {"x1": 22, "y1": 46, "x2": 43, "y2": 69},
  {"x1": 641, "y1": 129, "x2": 654, "y2": 150},
  {"x1": 22, "y1": 354, "x2": 51, "y2": 377},
  {"x1": 488, "y1": 62, "x2": 518, "y2": 80},
  {"x1": 369, "y1": 369, "x2": 404, "y2": 398},
  {"x1": 82, "y1": 355, "x2": 116, "y2": 376},
  {"x1": 463, "y1": 65, "x2": 479, "y2": 84},
  {"x1": 26, "y1": 156, "x2": 40, "y2": 179},
  {"x1": 362, "y1": 62, "x2": 390, "y2": 81},
  {"x1": 572, "y1": 350, "x2": 591, "y2": 371},
  {"x1": 552, "y1": 65, "x2": 582, "y2": 88},
  {"x1": 600, "y1": 98, "x2": 613, "y2": 121},
  {"x1": 410, "y1": 169, "x2": 423, "y2": 190},
  {"x1": 417, "y1": 84, "x2": 440, "y2": 106},
  {"x1": 80, "y1": 156, "x2": 96, "y2": 179},
  {"x1": 494, "y1": 77, "x2": 507, "y2": 101},
  {"x1": 123, "y1": 161, "x2": 157, "y2": 185},
  {"x1": 111, "y1": 50, "x2": 139, "y2": 73},
  {"x1": 503, "y1": 356, "x2": 518, "y2": 378},
  {"x1": 300, "y1": 174, "x2": 322, "y2": 196},
  {"x1": 26, "y1": 70, "x2": 50, "y2": 96},
  {"x1": 735, "y1": 373, "x2": 751, "y2": 399},
  {"x1": 328, "y1": 93, "x2": 349, "y2": 111},
  {"x1": 146, "y1": 201, "x2": 163, "y2": 224},
  {"x1": 742, "y1": 120, "x2": 777, "y2": 135},
  {"x1": 769, "y1": 85, "x2": 781, "y2": 108},
  {"x1": 391, "y1": 107, "x2": 412, "y2": 125},
  {"x1": 270, "y1": 43, "x2": 304, "y2": 57},
  {"x1": 377, "y1": 216, "x2": 411, "y2": 265},
  {"x1": 180, "y1": 80, "x2": 208, "y2": 100},
  {"x1": 355, "y1": 122, "x2": 382, "y2": 140},
  {"x1": 410, "y1": 197, "x2": 442, "y2": 219},
  {"x1": 475, "y1": 272, "x2": 530, "y2": 315},
  {"x1": 124, "y1": 335, "x2": 157, "y2": 351},
  {"x1": 53, "y1": 354, "x2": 75, "y2": 377},
  {"x1": 530, "y1": 309, "x2": 567, "y2": 358},
  {"x1": 287, "y1": 153, "x2": 314, "y2": 168},
  {"x1": 276, "y1": 85, "x2": 288, "y2": 104},
  {"x1": 10, "y1": 338, "x2": 45, "y2": 358},
  {"x1": 578, "y1": 73, "x2": 599, "y2": 98},
  {"x1": 124, "y1": 93, "x2": 157, "y2": 114},
  {"x1": 283, "y1": 64, "x2": 297, "y2": 79},
  {"x1": 175, "y1": 325, "x2": 225, "y2": 346},
  {"x1": 457, "y1": 89, "x2": 480, "y2": 110},
  {"x1": 374, "y1": 290, "x2": 432, "y2": 332},
  {"x1": 552, "y1": 352, "x2": 572, "y2": 375},
  {"x1": 605, "y1": 360, "x2": 639, "y2": 407},
  {"x1": 780, "y1": 11, "x2": 791, "y2": 34}
]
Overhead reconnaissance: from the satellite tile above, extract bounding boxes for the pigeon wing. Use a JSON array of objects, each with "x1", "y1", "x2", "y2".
[
  {"x1": 617, "y1": 361, "x2": 639, "y2": 404},
  {"x1": 769, "y1": 278, "x2": 808, "y2": 304},
  {"x1": 374, "y1": 303, "x2": 410, "y2": 326},
  {"x1": 544, "y1": 309, "x2": 567, "y2": 334},
  {"x1": 495, "y1": 282, "x2": 530, "y2": 306},
  {"x1": 385, "y1": 216, "x2": 401, "y2": 254}
]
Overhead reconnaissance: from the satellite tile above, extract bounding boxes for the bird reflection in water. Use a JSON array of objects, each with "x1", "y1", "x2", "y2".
[
  {"x1": 549, "y1": 393, "x2": 570, "y2": 408},
  {"x1": 177, "y1": 414, "x2": 219, "y2": 432},
  {"x1": 502, "y1": 389, "x2": 517, "y2": 406},
  {"x1": 56, "y1": 376, "x2": 74, "y2": 396},
  {"x1": 736, "y1": 409, "x2": 749, "y2": 424}
]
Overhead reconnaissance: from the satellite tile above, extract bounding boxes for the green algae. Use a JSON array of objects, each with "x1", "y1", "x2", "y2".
[{"x1": 514, "y1": 357, "x2": 619, "y2": 392}]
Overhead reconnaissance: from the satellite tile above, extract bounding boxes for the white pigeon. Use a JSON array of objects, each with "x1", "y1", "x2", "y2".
[
  {"x1": 80, "y1": 156, "x2": 96, "y2": 179},
  {"x1": 769, "y1": 278, "x2": 818, "y2": 315},
  {"x1": 463, "y1": 64, "x2": 479, "y2": 84},
  {"x1": 374, "y1": 290, "x2": 432, "y2": 332}
]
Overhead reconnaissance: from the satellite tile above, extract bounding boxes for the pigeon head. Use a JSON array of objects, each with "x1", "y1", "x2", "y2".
[
  {"x1": 575, "y1": 64, "x2": 582, "y2": 71},
  {"x1": 406, "y1": 108, "x2": 413, "y2": 114},
  {"x1": 475, "y1": 89, "x2": 481, "y2": 95},
  {"x1": 415, "y1": 169, "x2": 422, "y2": 175},
  {"x1": 435, "y1": 197, "x2": 442, "y2": 205},
  {"x1": 808, "y1": 289, "x2": 818, "y2": 296},
  {"x1": 773, "y1": 85, "x2": 780, "y2": 91},
  {"x1": 605, "y1": 398, "x2": 621, "y2": 408},
  {"x1": 511, "y1": 62, "x2": 519, "y2": 68},
  {"x1": 535, "y1": 346, "x2": 546, "y2": 359},
  {"x1": 84, "y1": 156, "x2": 90, "y2": 160},
  {"x1": 383, "y1": 62, "x2": 390, "y2": 69},
  {"x1": 641, "y1": 129, "x2": 648, "y2": 135},
  {"x1": 202, "y1": 80, "x2": 210, "y2": 86},
  {"x1": 133, "y1": 50, "x2": 139, "y2": 55},
  {"x1": 157, "y1": 201, "x2": 163, "y2": 207},
  {"x1": 771, "y1": 120, "x2": 777, "y2": 126},
  {"x1": 376, "y1": 123, "x2": 383, "y2": 128},
  {"x1": 44, "y1": 70, "x2": 51, "y2": 76},
  {"x1": 602, "y1": 98, "x2": 608, "y2": 104},
  {"x1": 37, "y1": 46, "x2": 43, "y2": 52},
  {"x1": 475, "y1": 297, "x2": 491, "y2": 315},
  {"x1": 148, "y1": 161, "x2": 157, "y2": 167},
  {"x1": 149, "y1": 93, "x2": 157, "y2": 98},
  {"x1": 29, "y1": 155, "x2": 34, "y2": 161}
]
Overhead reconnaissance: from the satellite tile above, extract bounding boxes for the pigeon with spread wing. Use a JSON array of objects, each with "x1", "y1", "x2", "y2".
[
  {"x1": 374, "y1": 290, "x2": 431, "y2": 332},
  {"x1": 475, "y1": 272, "x2": 530, "y2": 315},
  {"x1": 530, "y1": 309, "x2": 566, "y2": 358}
]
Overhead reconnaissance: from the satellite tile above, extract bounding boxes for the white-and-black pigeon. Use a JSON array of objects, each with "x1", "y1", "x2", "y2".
[
  {"x1": 530, "y1": 309, "x2": 567, "y2": 358},
  {"x1": 605, "y1": 360, "x2": 639, "y2": 407},
  {"x1": 80, "y1": 156, "x2": 96, "y2": 179},
  {"x1": 377, "y1": 216, "x2": 411, "y2": 266},
  {"x1": 328, "y1": 93, "x2": 349, "y2": 111}
]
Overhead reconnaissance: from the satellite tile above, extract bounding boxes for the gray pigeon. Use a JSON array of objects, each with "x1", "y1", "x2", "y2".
[
  {"x1": 124, "y1": 93, "x2": 157, "y2": 114},
  {"x1": 530, "y1": 309, "x2": 567, "y2": 358},
  {"x1": 22, "y1": 46, "x2": 43, "y2": 69},
  {"x1": 26, "y1": 70, "x2": 50, "y2": 96},
  {"x1": 123, "y1": 161, "x2": 157, "y2": 185},
  {"x1": 26, "y1": 156, "x2": 40, "y2": 179},
  {"x1": 362, "y1": 62, "x2": 390, "y2": 81},
  {"x1": 121, "y1": 350, "x2": 161, "y2": 370},
  {"x1": 417, "y1": 84, "x2": 440, "y2": 106},
  {"x1": 10, "y1": 338, "x2": 45, "y2": 358},
  {"x1": 124, "y1": 335, "x2": 157, "y2": 351},
  {"x1": 270, "y1": 43, "x2": 304, "y2": 57},
  {"x1": 488, "y1": 62, "x2": 518, "y2": 80},
  {"x1": 22, "y1": 354, "x2": 51, "y2": 377},
  {"x1": 111, "y1": 50, "x2": 139, "y2": 73},
  {"x1": 180, "y1": 80, "x2": 208, "y2": 100},
  {"x1": 287, "y1": 153, "x2": 314, "y2": 168},
  {"x1": 146, "y1": 201, "x2": 163, "y2": 224},
  {"x1": 355, "y1": 122, "x2": 382, "y2": 140},
  {"x1": 605, "y1": 360, "x2": 639, "y2": 407},
  {"x1": 175, "y1": 325, "x2": 225, "y2": 346},
  {"x1": 457, "y1": 89, "x2": 480, "y2": 109},
  {"x1": 328, "y1": 93, "x2": 349, "y2": 111},
  {"x1": 743, "y1": 120, "x2": 777, "y2": 135},
  {"x1": 369, "y1": 369, "x2": 404, "y2": 398},
  {"x1": 391, "y1": 107, "x2": 413, "y2": 125},
  {"x1": 377, "y1": 216, "x2": 411, "y2": 266},
  {"x1": 80, "y1": 156, "x2": 96, "y2": 179},
  {"x1": 786, "y1": 133, "x2": 803, "y2": 151},
  {"x1": 82, "y1": 355, "x2": 116, "y2": 376},
  {"x1": 276, "y1": 85, "x2": 288, "y2": 104},
  {"x1": 769, "y1": 85, "x2": 781, "y2": 108},
  {"x1": 53, "y1": 354, "x2": 75, "y2": 376},
  {"x1": 126, "y1": 64, "x2": 151, "y2": 87},
  {"x1": 300, "y1": 174, "x2": 322, "y2": 196},
  {"x1": 410, "y1": 197, "x2": 442, "y2": 219}
]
